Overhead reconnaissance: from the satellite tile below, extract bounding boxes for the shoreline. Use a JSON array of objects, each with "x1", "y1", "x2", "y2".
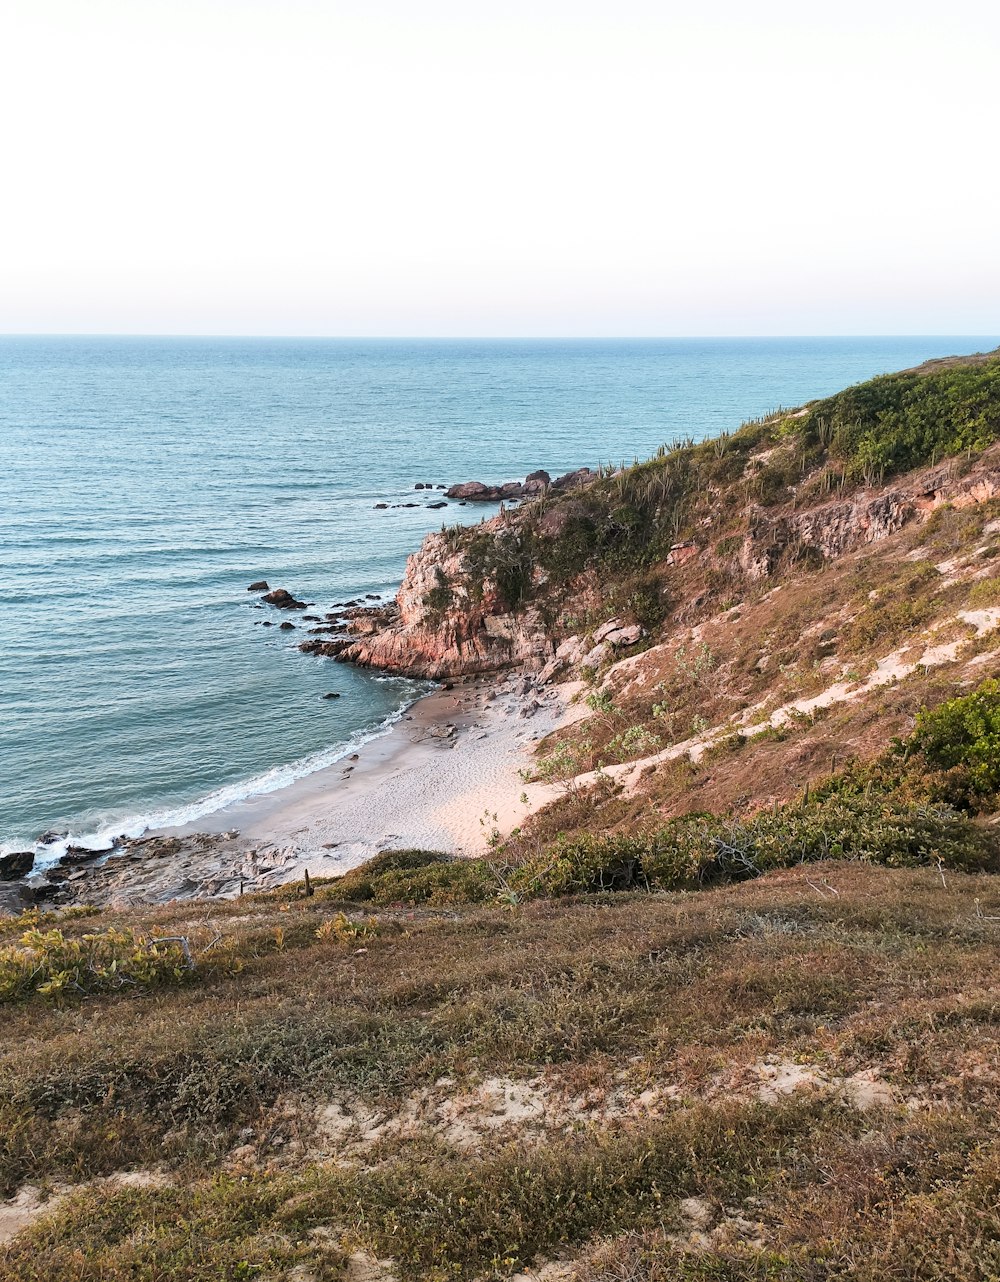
[{"x1": 23, "y1": 672, "x2": 583, "y2": 909}]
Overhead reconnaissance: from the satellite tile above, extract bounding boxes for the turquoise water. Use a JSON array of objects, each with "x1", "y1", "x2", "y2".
[{"x1": 2, "y1": 336, "x2": 996, "y2": 854}]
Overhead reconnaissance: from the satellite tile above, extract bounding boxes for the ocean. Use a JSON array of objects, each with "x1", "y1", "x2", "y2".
[{"x1": 2, "y1": 336, "x2": 996, "y2": 856}]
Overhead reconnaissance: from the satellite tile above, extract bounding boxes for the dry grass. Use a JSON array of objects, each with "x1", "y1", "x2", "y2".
[{"x1": 2, "y1": 864, "x2": 1000, "y2": 1277}]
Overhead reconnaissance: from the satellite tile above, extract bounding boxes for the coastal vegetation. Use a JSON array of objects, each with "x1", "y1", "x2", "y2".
[
  {"x1": 6, "y1": 349, "x2": 1000, "y2": 1278},
  {"x1": 3, "y1": 863, "x2": 1000, "y2": 1279}
]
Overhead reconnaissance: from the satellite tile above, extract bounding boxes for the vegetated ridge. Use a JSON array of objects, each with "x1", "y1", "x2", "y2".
[{"x1": 5, "y1": 349, "x2": 1000, "y2": 1280}]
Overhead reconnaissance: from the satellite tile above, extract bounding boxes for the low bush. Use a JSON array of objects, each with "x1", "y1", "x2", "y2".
[
  {"x1": 910, "y1": 678, "x2": 1000, "y2": 800},
  {"x1": 0, "y1": 927, "x2": 194, "y2": 1004},
  {"x1": 323, "y1": 850, "x2": 493, "y2": 906},
  {"x1": 513, "y1": 794, "x2": 997, "y2": 901}
]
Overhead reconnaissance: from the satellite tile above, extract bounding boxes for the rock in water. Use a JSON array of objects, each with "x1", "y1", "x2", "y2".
[
  {"x1": 445, "y1": 480, "x2": 493, "y2": 500},
  {"x1": 0, "y1": 850, "x2": 34, "y2": 880},
  {"x1": 247, "y1": 580, "x2": 270, "y2": 592},
  {"x1": 263, "y1": 587, "x2": 307, "y2": 610}
]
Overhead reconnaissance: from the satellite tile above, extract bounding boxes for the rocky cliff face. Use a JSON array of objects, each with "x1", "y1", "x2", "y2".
[
  {"x1": 335, "y1": 520, "x2": 553, "y2": 679},
  {"x1": 316, "y1": 441, "x2": 1000, "y2": 687}
]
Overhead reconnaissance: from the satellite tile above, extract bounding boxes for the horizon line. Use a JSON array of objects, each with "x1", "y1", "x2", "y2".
[{"x1": 2, "y1": 332, "x2": 999, "y2": 343}]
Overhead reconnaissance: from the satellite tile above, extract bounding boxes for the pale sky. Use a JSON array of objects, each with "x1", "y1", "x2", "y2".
[{"x1": 1, "y1": 0, "x2": 997, "y2": 336}]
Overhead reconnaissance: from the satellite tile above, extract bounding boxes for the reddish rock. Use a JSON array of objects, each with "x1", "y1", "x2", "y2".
[{"x1": 445, "y1": 481, "x2": 494, "y2": 500}]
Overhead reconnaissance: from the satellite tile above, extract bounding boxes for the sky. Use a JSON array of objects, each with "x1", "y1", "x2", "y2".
[{"x1": 1, "y1": 0, "x2": 997, "y2": 337}]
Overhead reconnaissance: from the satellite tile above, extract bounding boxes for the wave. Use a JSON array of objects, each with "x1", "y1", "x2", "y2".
[{"x1": 12, "y1": 682, "x2": 433, "y2": 870}]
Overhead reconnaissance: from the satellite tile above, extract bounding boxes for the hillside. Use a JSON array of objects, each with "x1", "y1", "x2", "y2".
[{"x1": 4, "y1": 350, "x2": 1000, "y2": 1280}]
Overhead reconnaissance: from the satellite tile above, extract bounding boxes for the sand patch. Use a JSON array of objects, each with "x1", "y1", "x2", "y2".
[{"x1": 0, "y1": 1185, "x2": 63, "y2": 1245}]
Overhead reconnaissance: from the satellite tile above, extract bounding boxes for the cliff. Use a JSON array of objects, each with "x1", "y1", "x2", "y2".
[{"x1": 321, "y1": 347, "x2": 1000, "y2": 680}]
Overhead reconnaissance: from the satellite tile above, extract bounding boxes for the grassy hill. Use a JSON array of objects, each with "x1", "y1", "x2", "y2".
[{"x1": 4, "y1": 350, "x2": 1000, "y2": 1280}]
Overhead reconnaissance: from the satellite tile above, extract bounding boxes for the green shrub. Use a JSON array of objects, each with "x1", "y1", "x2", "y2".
[
  {"x1": 967, "y1": 575, "x2": 1000, "y2": 606},
  {"x1": 511, "y1": 832, "x2": 652, "y2": 896},
  {"x1": 839, "y1": 593, "x2": 936, "y2": 655},
  {"x1": 0, "y1": 927, "x2": 193, "y2": 1003},
  {"x1": 514, "y1": 794, "x2": 996, "y2": 901},
  {"x1": 323, "y1": 850, "x2": 492, "y2": 906},
  {"x1": 911, "y1": 679, "x2": 1000, "y2": 799},
  {"x1": 802, "y1": 357, "x2": 1000, "y2": 484}
]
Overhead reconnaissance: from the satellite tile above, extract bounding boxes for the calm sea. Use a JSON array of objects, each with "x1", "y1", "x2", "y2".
[{"x1": 2, "y1": 336, "x2": 996, "y2": 855}]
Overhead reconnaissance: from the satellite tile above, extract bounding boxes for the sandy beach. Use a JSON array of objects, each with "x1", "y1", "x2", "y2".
[{"x1": 42, "y1": 674, "x2": 584, "y2": 906}]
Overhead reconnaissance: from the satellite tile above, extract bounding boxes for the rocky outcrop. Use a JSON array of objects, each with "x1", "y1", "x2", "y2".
[
  {"x1": 444, "y1": 469, "x2": 593, "y2": 502},
  {"x1": 325, "y1": 519, "x2": 551, "y2": 679},
  {"x1": 263, "y1": 588, "x2": 307, "y2": 610}
]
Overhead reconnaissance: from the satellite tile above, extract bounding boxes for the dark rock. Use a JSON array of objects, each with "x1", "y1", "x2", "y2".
[
  {"x1": 415, "y1": 483, "x2": 426, "y2": 490},
  {"x1": 279, "y1": 621, "x2": 296, "y2": 630},
  {"x1": 303, "y1": 615, "x2": 321, "y2": 622},
  {"x1": 402, "y1": 502, "x2": 418, "y2": 508},
  {"x1": 322, "y1": 691, "x2": 342, "y2": 699},
  {"x1": 436, "y1": 484, "x2": 446, "y2": 490},
  {"x1": 248, "y1": 580, "x2": 270, "y2": 592},
  {"x1": 373, "y1": 502, "x2": 389, "y2": 509},
  {"x1": 263, "y1": 588, "x2": 307, "y2": 610},
  {"x1": 0, "y1": 850, "x2": 34, "y2": 881},
  {"x1": 261, "y1": 620, "x2": 273, "y2": 627},
  {"x1": 365, "y1": 594, "x2": 380, "y2": 600},
  {"x1": 37, "y1": 831, "x2": 67, "y2": 845},
  {"x1": 62, "y1": 844, "x2": 111, "y2": 865},
  {"x1": 524, "y1": 470, "x2": 551, "y2": 492},
  {"x1": 299, "y1": 637, "x2": 353, "y2": 657},
  {"x1": 500, "y1": 481, "x2": 524, "y2": 499},
  {"x1": 427, "y1": 501, "x2": 448, "y2": 509},
  {"x1": 19, "y1": 882, "x2": 59, "y2": 903}
]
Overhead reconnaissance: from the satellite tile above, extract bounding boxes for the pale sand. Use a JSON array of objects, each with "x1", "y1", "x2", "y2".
[{"x1": 161, "y1": 674, "x2": 584, "y2": 889}]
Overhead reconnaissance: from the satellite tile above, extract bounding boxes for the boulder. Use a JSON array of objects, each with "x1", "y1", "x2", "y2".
[
  {"x1": 427, "y1": 501, "x2": 448, "y2": 509},
  {"x1": 263, "y1": 588, "x2": 307, "y2": 610},
  {"x1": 604, "y1": 623, "x2": 645, "y2": 647},
  {"x1": 373, "y1": 502, "x2": 388, "y2": 509},
  {"x1": 550, "y1": 467, "x2": 594, "y2": 493},
  {"x1": 445, "y1": 481, "x2": 493, "y2": 500},
  {"x1": 321, "y1": 691, "x2": 342, "y2": 699},
  {"x1": 593, "y1": 617, "x2": 626, "y2": 644},
  {"x1": 247, "y1": 580, "x2": 270, "y2": 592},
  {"x1": 500, "y1": 481, "x2": 525, "y2": 499},
  {"x1": 279, "y1": 621, "x2": 296, "y2": 630},
  {"x1": 414, "y1": 483, "x2": 426, "y2": 490},
  {"x1": 523, "y1": 470, "x2": 551, "y2": 494},
  {"x1": 0, "y1": 850, "x2": 34, "y2": 881}
]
